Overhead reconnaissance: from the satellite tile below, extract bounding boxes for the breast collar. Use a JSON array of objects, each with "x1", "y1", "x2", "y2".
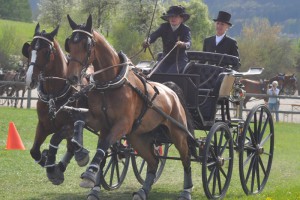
[{"x1": 90, "y1": 51, "x2": 132, "y2": 90}]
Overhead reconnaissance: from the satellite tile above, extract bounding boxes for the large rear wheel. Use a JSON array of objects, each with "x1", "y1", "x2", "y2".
[
  {"x1": 239, "y1": 104, "x2": 274, "y2": 195},
  {"x1": 202, "y1": 122, "x2": 234, "y2": 199}
]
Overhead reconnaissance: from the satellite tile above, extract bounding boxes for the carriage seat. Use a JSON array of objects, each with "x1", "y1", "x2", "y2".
[
  {"x1": 183, "y1": 62, "x2": 230, "y2": 96},
  {"x1": 187, "y1": 51, "x2": 240, "y2": 71}
]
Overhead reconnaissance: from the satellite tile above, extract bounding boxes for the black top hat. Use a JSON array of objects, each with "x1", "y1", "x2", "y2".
[
  {"x1": 161, "y1": 5, "x2": 190, "y2": 22},
  {"x1": 213, "y1": 11, "x2": 232, "y2": 26}
]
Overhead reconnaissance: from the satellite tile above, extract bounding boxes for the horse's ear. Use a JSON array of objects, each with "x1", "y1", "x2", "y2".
[
  {"x1": 22, "y1": 42, "x2": 30, "y2": 58},
  {"x1": 34, "y1": 23, "x2": 40, "y2": 35},
  {"x1": 67, "y1": 14, "x2": 77, "y2": 30},
  {"x1": 65, "y1": 38, "x2": 70, "y2": 53},
  {"x1": 50, "y1": 25, "x2": 59, "y2": 38},
  {"x1": 86, "y1": 14, "x2": 93, "y2": 33}
]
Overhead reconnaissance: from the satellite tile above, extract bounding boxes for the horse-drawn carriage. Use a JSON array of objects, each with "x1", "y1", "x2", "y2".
[
  {"x1": 95, "y1": 51, "x2": 275, "y2": 199},
  {"x1": 24, "y1": 15, "x2": 274, "y2": 200}
]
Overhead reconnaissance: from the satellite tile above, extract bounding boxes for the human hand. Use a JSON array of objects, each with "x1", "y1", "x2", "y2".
[
  {"x1": 142, "y1": 40, "x2": 150, "y2": 49},
  {"x1": 176, "y1": 41, "x2": 186, "y2": 48}
]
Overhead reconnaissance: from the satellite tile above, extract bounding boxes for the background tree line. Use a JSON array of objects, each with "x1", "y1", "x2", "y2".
[{"x1": 0, "y1": 0, "x2": 299, "y2": 84}]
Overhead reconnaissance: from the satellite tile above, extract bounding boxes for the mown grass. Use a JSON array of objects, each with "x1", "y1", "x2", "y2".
[{"x1": 0, "y1": 107, "x2": 300, "y2": 200}]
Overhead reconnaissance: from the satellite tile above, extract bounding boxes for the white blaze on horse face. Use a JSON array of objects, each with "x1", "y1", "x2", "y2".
[{"x1": 26, "y1": 50, "x2": 37, "y2": 86}]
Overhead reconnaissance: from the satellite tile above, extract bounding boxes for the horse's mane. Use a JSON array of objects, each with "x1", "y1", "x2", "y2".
[{"x1": 93, "y1": 30, "x2": 118, "y2": 57}]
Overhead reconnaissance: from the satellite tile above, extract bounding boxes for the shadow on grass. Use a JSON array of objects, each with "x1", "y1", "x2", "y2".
[{"x1": 22, "y1": 189, "x2": 187, "y2": 200}]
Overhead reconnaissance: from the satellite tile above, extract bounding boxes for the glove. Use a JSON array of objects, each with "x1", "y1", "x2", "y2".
[
  {"x1": 142, "y1": 40, "x2": 150, "y2": 49},
  {"x1": 176, "y1": 41, "x2": 186, "y2": 48}
]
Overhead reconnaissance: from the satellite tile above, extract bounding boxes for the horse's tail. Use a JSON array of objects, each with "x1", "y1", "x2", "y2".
[{"x1": 163, "y1": 81, "x2": 197, "y2": 158}]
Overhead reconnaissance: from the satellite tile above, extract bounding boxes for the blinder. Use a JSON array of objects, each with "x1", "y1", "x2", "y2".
[
  {"x1": 22, "y1": 42, "x2": 30, "y2": 58},
  {"x1": 65, "y1": 37, "x2": 70, "y2": 53}
]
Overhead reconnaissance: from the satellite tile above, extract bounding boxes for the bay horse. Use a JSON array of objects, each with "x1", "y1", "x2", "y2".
[
  {"x1": 65, "y1": 14, "x2": 196, "y2": 200},
  {"x1": 22, "y1": 23, "x2": 89, "y2": 185},
  {"x1": 11, "y1": 66, "x2": 28, "y2": 108},
  {"x1": 269, "y1": 73, "x2": 297, "y2": 95},
  {"x1": 240, "y1": 78, "x2": 269, "y2": 108}
]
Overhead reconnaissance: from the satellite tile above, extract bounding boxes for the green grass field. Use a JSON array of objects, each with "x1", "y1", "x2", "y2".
[{"x1": 0, "y1": 107, "x2": 300, "y2": 200}]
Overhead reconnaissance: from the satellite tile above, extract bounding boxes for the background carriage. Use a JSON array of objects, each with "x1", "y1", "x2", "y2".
[{"x1": 97, "y1": 51, "x2": 275, "y2": 199}]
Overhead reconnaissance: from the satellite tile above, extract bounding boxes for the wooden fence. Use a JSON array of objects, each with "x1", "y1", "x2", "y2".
[{"x1": 1, "y1": 87, "x2": 300, "y2": 122}]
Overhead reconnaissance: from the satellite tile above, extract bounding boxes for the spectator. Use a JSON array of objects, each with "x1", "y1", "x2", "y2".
[{"x1": 267, "y1": 80, "x2": 280, "y2": 122}]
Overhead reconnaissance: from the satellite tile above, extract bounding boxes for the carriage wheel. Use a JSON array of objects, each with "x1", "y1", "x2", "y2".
[
  {"x1": 239, "y1": 104, "x2": 274, "y2": 195},
  {"x1": 202, "y1": 122, "x2": 234, "y2": 199},
  {"x1": 100, "y1": 138, "x2": 130, "y2": 191},
  {"x1": 131, "y1": 143, "x2": 169, "y2": 185}
]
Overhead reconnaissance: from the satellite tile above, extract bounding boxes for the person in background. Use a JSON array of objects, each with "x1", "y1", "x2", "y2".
[
  {"x1": 267, "y1": 80, "x2": 280, "y2": 122},
  {"x1": 142, "y1": 5, "x2": 191, "y2": 73},
  {"x1": 203, "y1": 11, "x2": 240, "y2": 70}
]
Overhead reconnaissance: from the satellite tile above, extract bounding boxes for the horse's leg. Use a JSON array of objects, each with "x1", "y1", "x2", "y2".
[
  {"x1": 14, "y1": 90, "x2": 19, "y2": 108},
  {"x1": 72, "y1": 120, "x2": 90, "y2": 166},
  {"x1": 20, "y1": 89, "x2": 26, "y2": 108},
  {"x1": 130, "y1": 134, "x2": 158, "y2": 200},
  {"x1": 45, "y1": 126, "x2": 72, "y2": 185},
  {"x1": 172, "y1": 129, "x2": 193, "y2": 200},
  {"x1": 30, "y1": 123, "x2": 49, "y2": 167}
]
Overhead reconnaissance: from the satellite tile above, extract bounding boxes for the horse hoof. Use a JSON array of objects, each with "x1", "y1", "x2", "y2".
[
  {"x1": 75, "y1": 148, "x2": 90, "y2": 167},
  {"x1": 132, "y1": 189, "x2": 147, "y2": 200},
  {"x1": 80, "y1": 178, "x2": 95, "y2": 188},
  {"x1": 80, "y1": 170, "x2": 96, "y2": 188},
  {"x1": 178, "y1": 191, "x2": 191, "y2": 200},
  {"x1": 87, "y1": 188, "x2": 100, "y2": 200},
  {"x1": 47, "y1": 165, "x2": 64, "y2": 185}
]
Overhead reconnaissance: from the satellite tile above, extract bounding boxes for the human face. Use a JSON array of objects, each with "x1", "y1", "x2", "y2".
[
  {"x1": 215, "y1": 21, "x2": 230, "y2": 36},
  {"x1": 168, "y1": 15, "x2": 184, "y2": 26}
]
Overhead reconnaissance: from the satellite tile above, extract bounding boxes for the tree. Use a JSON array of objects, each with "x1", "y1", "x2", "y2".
[
  {"x1": 0, "y1": 0, "x2": 32, "y2": 22},
  {"x1": 181, "y1": 0, "x2": 213, "y2": 50},
  {"x1": 238, "y1": 18, "x2": 297, "y2": 78},
  {"x1": 37, "y1": 0, "x2": 74, "y2": 28},
  {"x1": 80, "y1": 0, "x2": 120, "y2": 35}
]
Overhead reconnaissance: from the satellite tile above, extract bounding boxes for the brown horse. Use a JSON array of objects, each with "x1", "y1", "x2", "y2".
[
  {"x1": 65, "y1": 14, "x2": 196, "y2": 200},
  {"x1": 269, "y1": 73, "x2": 297, "y2": 95},
  {"x1": 22, "y1": 23, "x2": 89, "y2": 185},
  {"x1": 240, "y1": 78, "x2": 269, "y2": 108}
]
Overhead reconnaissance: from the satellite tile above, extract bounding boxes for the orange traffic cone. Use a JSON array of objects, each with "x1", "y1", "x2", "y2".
[{"x1": 5, "y1": 122, "x2": 25, "y2": 150}]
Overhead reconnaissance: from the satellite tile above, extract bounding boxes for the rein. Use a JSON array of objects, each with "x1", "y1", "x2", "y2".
[{"x1": 147, "y1": 43, "x2": 179, "y2": 78}]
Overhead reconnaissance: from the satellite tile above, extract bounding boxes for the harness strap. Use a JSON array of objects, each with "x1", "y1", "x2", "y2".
[{"x1": 130, "y1": 73, "x2": 151, "y2": 132}]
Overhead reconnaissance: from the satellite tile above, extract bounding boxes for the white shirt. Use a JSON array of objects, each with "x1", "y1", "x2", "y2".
[
  {"x1": 171, "y1": 24, "x2": 180, "y2": 32},
  {"x1": 216, "y1": 33, "x2": 225, "y2": 45}
]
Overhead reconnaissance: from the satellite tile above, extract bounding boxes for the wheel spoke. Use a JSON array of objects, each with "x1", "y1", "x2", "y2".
[
  {"x1": 217, "y1": 169, "x2": 222, "y2": 194},
  {"x1": 109, "y1": 159, "x2": 116, "y2": 186},
  {"x1": 258, "y1": 156, "x2": 267, "y2": 175},
  {"x1": 256, "y1": 157, "x2": 261, "y2": 191},
  {"x1": 138, "y1": 159, "x2": 146, "y2": 175},
  {"x1": 250, "y1": 157, "x2": 257, "y2": 192},
  {"x1": 260, "y1": 132, "x2": 273, "y2": 146},
  {"x1": 103, "y1": 157, "x2": 113, "y2": 177},
  {"x1": 245, "y1": 154, "x2": 255, "y2": 183}
]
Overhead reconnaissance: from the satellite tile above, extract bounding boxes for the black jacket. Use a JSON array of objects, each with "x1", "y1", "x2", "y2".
[
  {"x1": 149, "y1": 23, "x2": 191, "y2": 73},
  {"x1": 203, "y1": 35, "x2": 240, "y2": 70}
]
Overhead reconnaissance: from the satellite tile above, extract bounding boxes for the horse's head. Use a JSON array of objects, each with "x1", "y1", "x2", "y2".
[
  {"x1": 65, "y1": 14, "x2": 94, "y2": 85},
  {"x1": 22, "y1": 23, "x2": 59, "y2": 89}
]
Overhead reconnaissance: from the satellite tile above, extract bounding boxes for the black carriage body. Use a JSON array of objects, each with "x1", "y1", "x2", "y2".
[{"x1": 149, "y1": 51, "x2": 238, "y2": 130}]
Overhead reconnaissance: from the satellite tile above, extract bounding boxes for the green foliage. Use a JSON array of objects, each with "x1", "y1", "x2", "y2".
[
  {"x1": 238, "y1": 18, "x2": 298, "y2": 78},
  {"x1": 0, "y1": 0, "x2": 32, "y2": 22},
  {"x1": 0, "y1": 19, "x2": 35, "y2": 70}
]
